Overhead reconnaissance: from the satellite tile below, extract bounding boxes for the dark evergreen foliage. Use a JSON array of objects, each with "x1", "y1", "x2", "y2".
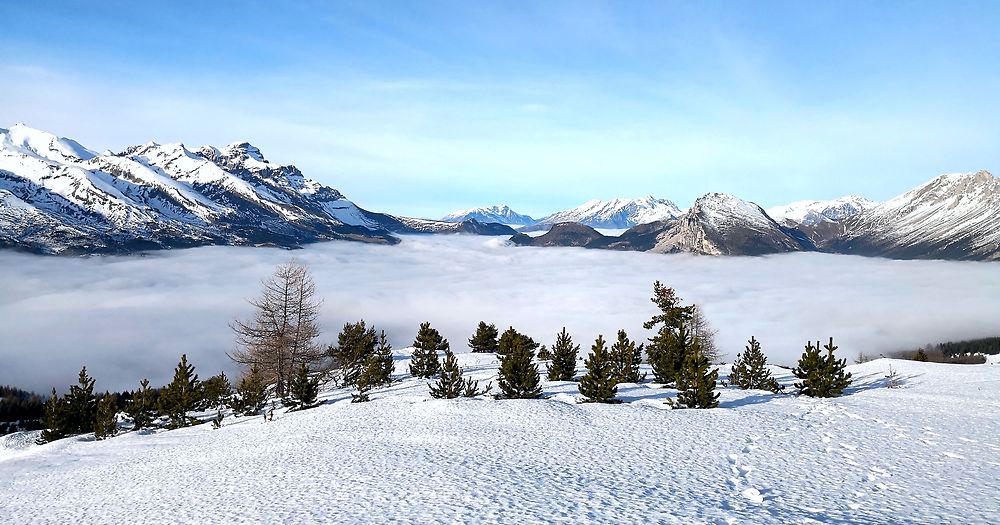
[
  {"x1": 94, "y1": 393, "x2": 118, "y2": 440},
  {"x1": 610, "y1": 329, "x2": 645, "y2": 384},
  {"x1": 328, "y1": 320, "x2": 378, "y2": 386},
  {"x1": 158, "y1": 354, "x2": 203, "y2": 428},
  {"x1": 537, "y1": 345, "x2": 552, "y2": 361},
  {"x1": 409, "y1": 322, "x2": 447, "y2": 378},
  {"x1": 498, "y1": 326, "x2": 539, "y2": 356},
  {"x1": 285, "y1": 364, "x2": 320, "y2": 410},
  {"x1": 65, "y1": 366, "x2": 98, "y2": 434},
  {"x1": 937, "y1": 336, "x2": 1000, "y2": 356},
  {"x1": 643, "y1": 281, "x2": 695, "y2": 332},
  {"x1": 429, "y1": 350, "x2": 465, "y2": 399},
  {"x1": 0, "y1": 385, "x2": 44, "y2": 435},
  {"x1": 124, "y1": 378, "x2": 157, "y2": 430},
  {"x1": 648, "y1": 323, "x2": 695, "y2": 385},
  {"x1": 368, "y1": 330, "x2": 396, "y2": 386},
  {"x1": 671, "y1": 339, "x2": 720, "y2": 409},
  {"x1": 578, "y1": 335, "x2": 619, "y2": 403},
  {"x1": 231, "y1": 365, "x2": 268, "y2": 416},
  {"x1": 496, "y1": 333, "x2": 543, "y2": 399},
  {"x1": 468, "y1": 321, "x2": 499, "y2": 353},
  {"x1": 913, "y1": 348, "x2": 929, "y2": 362},
  {"x1": 38, "y1": 388, "x2": 68, "y2": 443},
  {"x1": 730, "y1": 337, "x2": 782, "y2": 392},
  {"x1": 547, "y1": 327, "x2": 579, "y2": 381},
  {"x1": 200, "y1": 372, "x2": 233, "y2": 409},
  {"x1": 793, "y1": 338, "x2": 853, "y2": 398}
]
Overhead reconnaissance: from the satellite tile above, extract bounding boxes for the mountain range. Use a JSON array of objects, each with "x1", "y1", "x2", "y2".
[
  {"x1": 0, "y1": 124, "x2": 514, "y2": 254},
  {"x1": 512, "y1": 172, "x2": 1000, "y2": 261},
  {"x1": 2, "y1": 125, "x2": 997, "y2": 261}
]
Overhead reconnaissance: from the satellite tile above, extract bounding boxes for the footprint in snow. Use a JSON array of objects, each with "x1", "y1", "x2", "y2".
[{"x1": 741, "y1": 487, "x2": 764, "y2": 504}]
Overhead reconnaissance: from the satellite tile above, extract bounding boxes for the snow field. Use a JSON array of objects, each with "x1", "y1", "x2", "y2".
[{"x1": 1, "y1": 356, "x2": 999, "y2": 524}]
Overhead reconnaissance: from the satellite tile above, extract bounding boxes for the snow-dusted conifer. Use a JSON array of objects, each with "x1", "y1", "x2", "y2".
[
  {"x1": 671, "y1": 339, "x2": 720, "y2": 409},
  {"x1": 610, "y1": 329, "x2": 644, "y2": 384}
]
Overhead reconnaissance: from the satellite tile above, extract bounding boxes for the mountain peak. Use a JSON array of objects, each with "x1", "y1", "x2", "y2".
[
  {"x1": 223, "y1": 142, "x2": 267, "y2": 163},
  {"x1": 1, "y1": 123, "x2": 97, "y2": 162},
  {"x1": 535, "y1": 196, "x2": 681, "y2": 229},
  {"x1": 442, "y1": 204, "x2": 534, "y2": 225}
]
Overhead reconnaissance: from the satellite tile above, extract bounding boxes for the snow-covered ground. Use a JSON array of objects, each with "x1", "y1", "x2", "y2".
[{"x1": 2, "y1": 356, "x2": 998, "y2": 524}]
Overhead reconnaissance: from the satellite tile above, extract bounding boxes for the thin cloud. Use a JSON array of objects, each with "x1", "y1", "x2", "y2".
[{"x1": 1, "y1": 237, "x2": 997, "y2": 394}]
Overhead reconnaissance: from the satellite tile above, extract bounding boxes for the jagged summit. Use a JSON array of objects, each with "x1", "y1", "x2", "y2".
[
  {"x1": 442, "y1": 204, "x2": 534, "y2": 226},
  {"x1": 0, "y1": 125, "x2": 514, "y2": 254},
  {"x1": 531, "y1": 196, "x2": 681, "y2": 230}
]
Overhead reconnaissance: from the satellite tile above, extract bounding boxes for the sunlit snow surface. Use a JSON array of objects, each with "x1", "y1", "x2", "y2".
[
  {"x1": 1, "y1": 357, "x2": 998, "y2": 524},
  {"x1": 1, "y1": 235, "x2": 999, "y2": 393}
]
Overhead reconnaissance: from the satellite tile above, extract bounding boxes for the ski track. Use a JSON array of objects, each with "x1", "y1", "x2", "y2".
[{"x1": 1, "y1": 358, "x2": 998, "y2": 524}]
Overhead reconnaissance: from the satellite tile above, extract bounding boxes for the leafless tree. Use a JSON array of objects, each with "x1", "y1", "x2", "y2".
[
  {"x1": 686, "y1": 304, "x2": 720, "y2": 364},
  {"x1": 229, "y1": 261, "x2": 324, "y2": 395}
]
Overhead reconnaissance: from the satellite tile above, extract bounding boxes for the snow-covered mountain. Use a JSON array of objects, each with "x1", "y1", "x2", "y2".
[
  {"x1": 441, "y1": 204, "x2": 534, "y2": 226},
  {"x1": 647, "y1": 193, "x2": 812, "y2": 255},
  {"x1": 0, "y1": 124, "x2": 513, "y2": 254},
  {"x1": 530, "y1": 196, "x2": 682, "y2": 230},
  {"x1": 767, "y1": 196, "x2": 876, "y2": 227},
  {"x1": 828, "y1": 171, "x2": 1000, "y2": 261}
]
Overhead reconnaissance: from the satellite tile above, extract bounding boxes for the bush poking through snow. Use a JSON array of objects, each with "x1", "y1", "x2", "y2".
[
  {"x1": 468, "y1": 321, "x2": 499, "y2": 354},
  {"x1": 579, "y1": 335, "x2": 619, "y2": 403},
  {"x1": 793, "y1": 338, "x2": 853, "y2": 398},
  {"x1": 496, "y1": 334, "x2": 543, "y2": 399},
  {"x1": 730, "y1": 337, "x2": 783, "y2": 393},
  {"x1": 409, "y1": 322, "x2": 447, "y2": 379},
  {"x1": 885, "y1": 366, "x2": 903, "y2": 389}
]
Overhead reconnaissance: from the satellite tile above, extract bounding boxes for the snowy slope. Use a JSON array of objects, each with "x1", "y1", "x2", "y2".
[
  {"x1": 767, "y1": 196, "x2": 876, "y2": 227},
  {"x1": 1, "y1": 355, "x2": 998, "y2": 524},
  {"x1": 532, "y1": 196, "x2": 682, "y2": 229},
  {"x1": 830, "y1": 171, "x2": 1000, "y2": 261},
  {"x1": 441, "y1": 204, "x2": 535, "y2": 226},
  {"x1": 649, "y1": 193, "x2": 811, "y2": 255}
]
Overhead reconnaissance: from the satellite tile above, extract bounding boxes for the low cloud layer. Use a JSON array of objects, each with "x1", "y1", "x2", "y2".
[{"x1": 2, "y1": 236, "x2": 998, "y2": 393}]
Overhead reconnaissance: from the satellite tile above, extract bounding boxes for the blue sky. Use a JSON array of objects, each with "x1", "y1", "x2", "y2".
[{"x1": 2, "y1": 1, "x2": 998, "y2": 218}]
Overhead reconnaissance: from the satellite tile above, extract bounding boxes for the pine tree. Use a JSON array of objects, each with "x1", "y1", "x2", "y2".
[
  {"x1": 730, "y1": 337, "x2": 782, "y2": 392},
  {"x1": 124, "y1": 379, "x2": 157, "y2": 430},
  {"x1": 370, "y1": 330, "x2": 395, "y2": 385},
  {"x1": 200, "y1": 372, "x2": 233, "y2": 409},
  {"x1": 496, "y1": 334, "x2": 543, "y2": 399},
  {"x1": 913, "y1": 348, "x2": 929, "y2": 362},
  {"x1": 537, "y1": 345, "x2": 552, "y2": 361},
  {"x1": 578, "y1": 335, "x2": 619, "y2": 403},
  {"x1": 409, "y1": 322, "x2": 446, "y2": 378},
  {"x1": 429, "y1": 350, "x2": 465, "y2": 399},
  {"x1": 328, "y1": 320, "x2": 378, "y2": 386},
  {"x1": 468, "y1": 321, "x2": 499, "y2": 353},
  {"x1": 671, "y1": 339, "x2": 720, "y2": 409},
  {"x1": 793, "y1": 337, "x2": 853, "y2": 398},
  {"x1": 63, "y1": 366, "x2": 98, "y2": 434},
  {"x1": 38, "y1": 388, "x2": 68, "y2": 443},
  {"x1": 547, "y1": 327, "x2": 579, "y2": 381},
  {"x1": 231, "y1": 365, "x2": 268, "y2": 416},
  {"x1": 610, "y1": 330, "x2": 645, "y2": 384},
  {"x1": 648, "y1": 322, "x2": 694, "y2": 385},
  {"x1": 285, "y1": 364, "x2": 320, "y2": 411},
  {"x1": 94, "y1": 393, "x2": 118, "y2": 440},
  {"x1": 498, "y1": 326, "x2": 539, "y2": 356},
  {"x1": 158, "y1": 354, "x2": 203, "y2": 428}
]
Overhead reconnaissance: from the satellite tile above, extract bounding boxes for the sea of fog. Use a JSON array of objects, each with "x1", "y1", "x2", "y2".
[{"x1": 1, "y1": 235, "x2": 998, "y2": 393}]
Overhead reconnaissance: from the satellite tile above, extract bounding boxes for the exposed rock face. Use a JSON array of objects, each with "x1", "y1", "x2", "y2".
[{"x1": 524, "y1": 196, "x2": 682, "y2": 231}]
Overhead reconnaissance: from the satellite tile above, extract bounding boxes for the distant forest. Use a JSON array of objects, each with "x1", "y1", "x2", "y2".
[
  {"x1": 937, "y1": 337, "x2": 1000, "y2": 356},
  {"x1": 0, "y1": 385, "x2": 45, "y2": 434}
]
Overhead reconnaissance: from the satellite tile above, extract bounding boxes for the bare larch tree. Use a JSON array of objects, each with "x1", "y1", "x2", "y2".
[{"x1": 229, "y1": 261, "x2": 324, "y2": 395}]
